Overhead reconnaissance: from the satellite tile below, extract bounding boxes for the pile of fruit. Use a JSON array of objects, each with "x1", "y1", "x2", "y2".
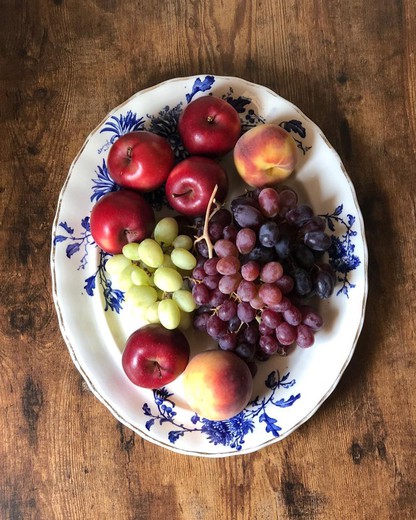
[{"x1": 89, "y1": 95, "x2": 336, "y2": 421}]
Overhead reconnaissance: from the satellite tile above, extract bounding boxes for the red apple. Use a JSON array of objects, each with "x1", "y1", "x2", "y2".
[
  {"x1": 90, "y1": 189, "x2": 155, "y2": 254},
  {"x1": 107, "y1": 131, "x2": 174, "y2": 192},
  {"x1": 122, "y1": 324, "x2": 190, "y2": 389},
  {"x1": 165, "y1": 156, "x2": 228, "y2": 217},
  {"x1": 178, "y1": 96, "x2": 241, "y2": 156}
]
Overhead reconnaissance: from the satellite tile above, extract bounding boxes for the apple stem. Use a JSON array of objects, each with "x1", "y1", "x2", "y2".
[
  {"x1": 172, "y1": 189, "x2": 193, "y2": 198},
  {"x1": 193, "y1": 184, "x2": 218, "y2": 259}
]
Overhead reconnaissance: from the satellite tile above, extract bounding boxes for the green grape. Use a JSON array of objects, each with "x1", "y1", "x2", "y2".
[
  {"x1": 145, "y1": 301, "x2": 161, "y2": 324},
  {"x1": 172, "y1": 234, "x2": 193, "y2": 250},
  {"x1": 105, "y1": 254, "x2": 131, "y2": 276},
  {"x1": 153, "y1": 217, "x2": 178, "y2": 246},
  {"x1": 130, "y1": 265, "x2": 150, "y2": 286},
  {"x1": 172, "y1": 289, "x2": 196, "y2": 312},
  {"x1": 122, "y1": 242, "x2": 140, "y2": 261},
  {"x1": 124, "y1": 285, "x2": 158, "y2": 308},
  {"x1": 170, "y1": 248, "x2": 197, "y2": 270},
  {"x1": 153, "y1": 267, "x2": 183, "y2": 293},
  {"x1": 178, "y1": 310, "x2": 192, "y2": 330},
  {"x1": 117, "y1": 265, "x2": 136, "y2": 291},
  {"x1": 138, "y1": 239, "x2": 164, "y2": 268},
  {"x1": 161, "y1": 253, "x2": 175, "y2": 268},
  {"x1": 158, "y1": 299, "x2": 181, "y2": 330}
]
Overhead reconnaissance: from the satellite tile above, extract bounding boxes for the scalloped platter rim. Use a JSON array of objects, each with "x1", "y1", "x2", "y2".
[{"x1": 50, "y1": 75, "x2": 368, "y2": 457}]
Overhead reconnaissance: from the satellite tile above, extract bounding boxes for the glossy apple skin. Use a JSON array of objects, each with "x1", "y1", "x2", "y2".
[
  {"x1": 234, "y1": 124, "x2": 298, "y2": 187},
  {"x1": 165, "y1": 156, "x2": 228, "y2": 217},
  {"x1": 107, "y1": 131, "x2": 174, "y2": 192},
  {"x1": 122, "y1": 324, "x2": 190, "y2": 389},
  {"x1": 178, "y1": 96, "x2": 241, "y2": 157},
  {"x1": 90, "y1": 189, "x2": 155, "y2": 254},
  {"x1": 182, "y1": 350, "x2": 253, "y2": 421}
]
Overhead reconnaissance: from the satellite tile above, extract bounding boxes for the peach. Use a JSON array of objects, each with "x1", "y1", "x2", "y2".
[
  {"x1": 182, "y1": 350, "x2": 253, "y2": 421},
  {"x1": 233, "y1": 124, "x2": 298, "y2": 187}
]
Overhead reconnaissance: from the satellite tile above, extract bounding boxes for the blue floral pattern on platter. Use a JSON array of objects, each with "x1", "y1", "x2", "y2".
[
  {"x1": 144, "y1": 369, "x2": 299, "y2": 451},
  {"x1": 52, "y1": 75, "x2": 367, "y2": 455},
  {"x1": 53, "y1": 74, "x2": 361, "y2": 313}
]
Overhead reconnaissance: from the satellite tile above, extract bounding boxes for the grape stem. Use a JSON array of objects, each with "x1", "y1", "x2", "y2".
[{"x1": 193, "y1": 184, "x2": 218, "y2": 259}]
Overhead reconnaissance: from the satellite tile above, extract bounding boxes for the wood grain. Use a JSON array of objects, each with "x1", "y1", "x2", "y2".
[{"x1": 1, "y1": 0, "x2": 415, "y2": 518}]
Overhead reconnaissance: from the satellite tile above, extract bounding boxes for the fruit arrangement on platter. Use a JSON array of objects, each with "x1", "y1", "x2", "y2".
[{"x1": 88, "y1": 94, "x2": 337, "y2": 422}]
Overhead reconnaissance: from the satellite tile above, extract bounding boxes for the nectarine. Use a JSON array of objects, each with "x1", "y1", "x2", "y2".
[
  {"x1": 234, "y1": 124, "x2": 298, "y2": 187},
  {"x1": 182, "y1": 350, "x2": 253, "y2": 421}
]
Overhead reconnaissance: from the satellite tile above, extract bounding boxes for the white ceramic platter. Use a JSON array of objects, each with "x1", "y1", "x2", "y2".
[{"x1": 51, "y1": 75, "x2": 368, "y2": 457}]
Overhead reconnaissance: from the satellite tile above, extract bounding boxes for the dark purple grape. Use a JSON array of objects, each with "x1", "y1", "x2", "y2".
[
  {"x1": 235, "y1": 342, "x2": 256, "y2": 361},
  {"x1": 286, "y1": 205, "x2": 314, "y2": 227},
  {"x1": 277, "y1": 187, "x2": 298, "y2": 208},
  {"x1": 242, "y1": 245, "x2": 275, "y2": 265},
  {"x1": 228, "y1": 315, "x2": 242, "y2": 332},
  {"x1": 203, "y1": 257, "x2": 219, "y2": 276},
  {"x1": 243, "y1": 323, "x2": 260, "y2": 345},
  {"x1": 274, "y1": 275, "x2": 294, "y2": 294},
  {"x1": 206, "y1": 315, "x2": 228, "y2": 339},
  {"x1": 209, "y1": 288, "x2": 228, "y2": 306},
  {"x1": 192, "y1": 266, "x2": 206, "y2": 281},
  {"x1": 230, "y1": 196, "x2": 259, "y2": 212},
  {"x1": 313, "y1": 269, "x2": 335, "y2": 299},
  {"x1": 232, "y1": 204, "x2": 265, "y2": 229},
  {"x1": 304, "y1": 231, "x2": 332, "y2": 251},
  {"x1": 196, "y1": 239, "x2": 209, "y2": 257},
  {"x1": 274, "y1": 234, "x2": 293, "y2": 259},
  {"x1": 210, "y1": 208, "x2": 232, "y2": 226},
  {"x1": 293, "y1": 244, "x2": 316, "y2": 269},
  {"x1": 208, "y1": 221, "x2": 224, "y2": 241},
  {"x1": 237, "y1": 301, "x2": 257, "y2": 323},
  {"x1": 191, "y1": 283, "x2": 210, "y2": 305},
  {"x1": 258, "y1": 221, "x2": 280, "y2": 248},
  {"x1": 218, "y1": 299, "x2": 237, "y2": 321},
  {"x1": 203, "y1": 274, "x2": 220, "y2": 290},
  {"x1": 222, "y1": 225, "x2": 238, "y2": 242},
  {"x1": 292, "y1": 267, "x2": 312, "y2": 296},
  {"x1": 218, "y1": 332, "x2": 238, "y2": 350},
  {"x1": 300, "y1": 216, "x2": 326, "y2": 234},
  {"x1": 259, "y1": 321, "x2": 273, "y2": 336},
  {"x1": 193, "y1": 312, "x2": 210, "y2": 331}
]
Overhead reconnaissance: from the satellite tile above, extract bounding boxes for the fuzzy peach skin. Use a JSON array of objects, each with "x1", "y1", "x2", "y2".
[
  {"x1": 233, "y1": 124, "x2": 298, "y2": 187},
  {"x1": 182, "y1": 350, "x2": 253, "y2": 421}
]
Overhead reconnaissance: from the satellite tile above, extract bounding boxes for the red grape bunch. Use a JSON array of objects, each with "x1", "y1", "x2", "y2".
[{"x1": 188, "y1": 185, "x2": 336, "y2": 373}]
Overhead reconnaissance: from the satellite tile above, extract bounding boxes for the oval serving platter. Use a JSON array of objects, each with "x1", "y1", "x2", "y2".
[{"x1": 51, "y1": 75, "x2": 368, "y2": 457}]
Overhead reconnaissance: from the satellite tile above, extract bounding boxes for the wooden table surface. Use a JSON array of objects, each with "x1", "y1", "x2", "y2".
[{"x1": 1, "y1": 1, "x2": 415, "y2": 519}]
